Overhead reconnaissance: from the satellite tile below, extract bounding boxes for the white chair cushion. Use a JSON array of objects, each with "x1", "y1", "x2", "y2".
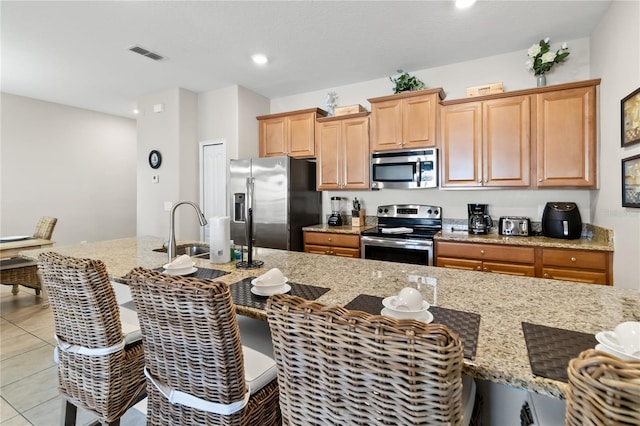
[
  {"x1": 461, "y1": 375, "x2": 476, "y2": 426},
  {"x1": 242, "y1": 345, "x2": 277, "y2": 394}
]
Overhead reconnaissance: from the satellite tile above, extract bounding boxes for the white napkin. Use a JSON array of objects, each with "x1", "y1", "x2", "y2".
[{"x1": 165, "y1": 254, "x2": 194, "y2": 269}]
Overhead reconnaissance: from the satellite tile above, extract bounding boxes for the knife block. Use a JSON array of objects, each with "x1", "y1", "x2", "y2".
[{"x1": 351, "y1": 210, "x2": 365, "y2": 227}]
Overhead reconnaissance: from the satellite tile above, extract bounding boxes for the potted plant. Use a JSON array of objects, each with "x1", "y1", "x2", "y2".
[{"x1": 389, "y1": 69, "x2": 426, "y2": 94}]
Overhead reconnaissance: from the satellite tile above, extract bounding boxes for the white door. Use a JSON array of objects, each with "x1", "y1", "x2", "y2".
[{"x1": 200, "y1": 140, "x2": 227, "y2": 241}]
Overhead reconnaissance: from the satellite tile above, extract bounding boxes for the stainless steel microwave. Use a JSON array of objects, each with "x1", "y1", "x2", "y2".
[{"x1": 370, "y1": 149, "x2": 438, "y2": 189}]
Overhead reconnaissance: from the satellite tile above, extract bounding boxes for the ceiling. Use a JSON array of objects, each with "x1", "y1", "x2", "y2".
[{"x1": 1, "y1": 1, "x2": 611, "y2": 118}]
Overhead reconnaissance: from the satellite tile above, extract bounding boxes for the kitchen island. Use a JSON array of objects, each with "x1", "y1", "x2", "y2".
[{"x1": 20, "y1": 236, "x2": 639, "y2": 399}]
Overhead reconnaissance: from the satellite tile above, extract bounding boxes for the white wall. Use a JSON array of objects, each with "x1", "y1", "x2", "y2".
[
  {"x1": 0, "y1": 92, "x2": 137, "y2": 244},
  {"x1": 136, "y1": 88, "x2": 200, "y2": 242},
  {"x1": 590, "y1": 0, "x2": 640, "y2": 290},
  {"x1": 198, "y1": 86, "x2": 239, "y2": 158},
  {"x1": 237, "y1": 86, "x2": 269, "y2": 160}
]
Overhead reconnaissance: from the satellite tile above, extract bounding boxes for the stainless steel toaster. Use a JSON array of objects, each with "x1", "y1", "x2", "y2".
[{"x1": 498, "y1": 216, "x2": 531, "y2": 236}]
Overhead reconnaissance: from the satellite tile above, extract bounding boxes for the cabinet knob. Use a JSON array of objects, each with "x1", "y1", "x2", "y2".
[
  {"x1": 478, "y1": 179, "x2": 482, "y2": 183},
  {"x1": 483, "y1": 267, "x2": 488, "y2": 271},
  {"x1": 483, "y1": 179, "x2": 488, "y2": 183},
  {"x1": 480, "y1": 249, "x2": 485, "y2": 255},
  {"x1": 328, "y1": 238, "x2": 332, "y2": 241},
  {"x1": 570, "y1": 257, "x2": 577, "y2": 262},
  {"x1": 543, "y1": 273, "x2": 549, "y2": 278},
  {"x1": 538, "y1": 178, "x2": 543, "y2": 182},
  {"x1": 476, "y1": 266, "x2": 482, "y2": 271}
]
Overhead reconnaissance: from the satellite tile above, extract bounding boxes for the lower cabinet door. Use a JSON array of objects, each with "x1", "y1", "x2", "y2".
[
  {"x1": 542, "y1": 267, "x2": 608, "y2": 285},
  {"x1": 332, "y1": 247, "x2": 360, "y2": 258}
]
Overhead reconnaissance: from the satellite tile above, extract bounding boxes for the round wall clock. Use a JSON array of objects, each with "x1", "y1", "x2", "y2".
[{"x1": 148, "y1": 150, "x2": 162, "y2": 169}]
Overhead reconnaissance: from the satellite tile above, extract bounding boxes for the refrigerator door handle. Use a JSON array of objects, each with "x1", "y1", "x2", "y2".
[{"x1": 245, "y1": 177, "x2": 255, "y2": 245}]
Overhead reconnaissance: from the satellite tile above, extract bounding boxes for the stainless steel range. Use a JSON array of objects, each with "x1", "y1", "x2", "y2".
[{"x1": 360, "y1": 204, "x2": 442, "y2": 266}]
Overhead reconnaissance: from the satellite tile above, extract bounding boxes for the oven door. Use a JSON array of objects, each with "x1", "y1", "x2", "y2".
[{"x1": 360, "y1": 236, "x2": 433, "y2": 266}]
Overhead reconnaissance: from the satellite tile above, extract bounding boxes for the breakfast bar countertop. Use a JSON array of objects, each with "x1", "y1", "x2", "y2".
[{"x1": 20, "y1": 236, "x2": 639, "y2": 399}]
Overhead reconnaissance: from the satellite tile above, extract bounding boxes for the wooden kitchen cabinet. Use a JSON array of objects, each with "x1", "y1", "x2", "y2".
[
  {"x1": 316, "y1": 113, "x2": 370, "y2": 190},
  {"x1": 541, "y1": 248, "x2": 612, "y2": 285},
  {"x1": 257, "y1": 108, "x2": 327, "y2": 158},
  {"x1": 436, "y1": 240, "x2": 613, "y2": 285},
  {"x1": 368, "y1": 88, "x2": 444, "y2": 152},
  {"x1": 440, "y1": 96, "x2": 531, "y2": 188},
  {"x1": 436, "y1": 241, "x2": 536, "y2": 277},
  {"x1": 304, "y1": 231, "x2": 360, "y2": 258},
  {"x1": 534, "y1": 84, "x2": 597, "y2": 187}
]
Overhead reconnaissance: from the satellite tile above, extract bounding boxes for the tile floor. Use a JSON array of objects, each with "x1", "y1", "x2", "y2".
[{"x1": 0, "y1": 285, "x2": 146, "y2": 425}]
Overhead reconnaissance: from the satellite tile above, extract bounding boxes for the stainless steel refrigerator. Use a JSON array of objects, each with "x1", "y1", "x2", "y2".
[{"x1": 229, "y1": 156, "x2": 321, "y2": 252}]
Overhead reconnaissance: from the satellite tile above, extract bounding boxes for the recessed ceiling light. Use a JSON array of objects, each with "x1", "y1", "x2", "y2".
[
  {"x1": 252, "y1": 54, "x2": 268, "y2": 65},
  {"x1": 133, "y1": 108, "x2": 139, "y2": 115},
  {"x1": 455, "y1": 0, "x2": 476, "y2": 9}
]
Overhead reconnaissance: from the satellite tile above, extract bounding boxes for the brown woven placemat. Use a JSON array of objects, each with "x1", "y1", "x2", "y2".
[
  {"x1": 522, "y1": 322, "x2": 597, "y2": 383},
  {"x1": 344, "y1": 294, "x2": 480, "y2": 360},
  {"x1": 153, "y1": 267, "x2": 229, "y2": 280},
  {"x1": 230, "y1": 277, "x2": 330, "y2": 310}
]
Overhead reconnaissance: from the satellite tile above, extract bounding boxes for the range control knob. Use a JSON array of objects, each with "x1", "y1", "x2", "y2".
[
  {"x1": 384, "y1": 208, "x2": 389, "y2": 213},
  {"x1": 378, "y1": 208, "x2": 383, "y2": 214}
]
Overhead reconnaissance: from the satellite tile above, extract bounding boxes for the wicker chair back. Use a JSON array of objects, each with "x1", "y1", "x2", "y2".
[
  {"x1": 37, "y1": 252, "x2": 145, "y2": 425},
  {"x1": 266, "y1": 293, "x2": 465, "y2": 426},
  {"x1": 126, "y1": 267, "x2": 280, "y2": 426},
  {"x1": 565, "y1": 349, "x2": 640, "y2": 425},
  {"x1": 33, "y1": 216, "x2": 57, "y2": 240}
]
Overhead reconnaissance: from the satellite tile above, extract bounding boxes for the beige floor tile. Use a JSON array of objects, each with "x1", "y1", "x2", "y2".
[
  {"x1": 27, "y1": 324, "x2": 56, "y2": 346},
  {"x1": 0, "y1": 414, "x2": 31, "y2": 426},
  {"x1": 0, "y1": 345, "x2": 55, "y2": 386},
  {"x1": 0, "y1": 333, "x2": 47, "y2": 361},
  {"x1": 20, "y1": 395, "x2": 60, "y2": 426},
  {"x1": 0, "y1": 397, "x2": 19, "y2": 422},
  {"x1": 0, "y1": 322, "x2": 27, "y2": 343},
  {"x1": 1, "y1": 365, "x2": 58, "y2": 413},
  {"x1": 10, "y1": 308, "x2": 52, "y2": 334}
]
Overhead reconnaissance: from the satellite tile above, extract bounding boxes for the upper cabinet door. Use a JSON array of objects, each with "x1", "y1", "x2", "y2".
[
  {"x1": 288, "y1": 112, "x2": 317, "y2": 157},
  {"x1": 370, "y1": 99, "x2": 402, "y2": 152},
  {"x1": 342, "y1": 117, "x2": 370, "y2": 189},
  {"x1": 440, "y1": 102, "x2": 483, "y2": 187},
  {"x1": 483, "y1": 96, "x2": 531, "y2": 187},
  {"x1": 535, "y1": 86, "x2": 597, "y2": 187},
  {"x1": 316, "y1": 121, "x2": 341, "y2": 190},
  {"x1": 403, "y1": 93, "x2": 438, "y2": 149},
  {"x1": 259, "y1": 117, "x2": 287, "y2": 157}
]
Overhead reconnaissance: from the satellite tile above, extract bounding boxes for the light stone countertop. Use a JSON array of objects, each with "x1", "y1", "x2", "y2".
[
  {"x1": 302, "y1": 224, "x2": 376, "y2": 234},
  {"x1": 20, "y1": 236, "x2": 639, "y2": 399}
]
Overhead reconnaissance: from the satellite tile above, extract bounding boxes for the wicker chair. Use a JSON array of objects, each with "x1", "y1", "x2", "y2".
[
  {"x1": 37, "y1": 252, "x2": 146, "y2": 426},
  {"x1": 125, "y1": 267, "x2": 280, "y2": 426},
  {"x1": 33, "y1": 216, "x2": 57, "y2": 240},
  {"x1": 565, "y1": 349, "x2": 640, "y2": 425},
  {"x1": 266, "y1": 293, "x2": 467, "y2": 426}
]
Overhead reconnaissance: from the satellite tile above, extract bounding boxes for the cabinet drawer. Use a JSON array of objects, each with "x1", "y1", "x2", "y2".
[
  {"x1": 304, "y1": 232, "x2": 360, "y2": 249},
  {"x1": 483, "y1": 262, "x2": 536, "y2": 277},
  {"x1": 436, "y1": 241, "x2": 534, "y2": 263},
  {"x1": 436, "y1": 257, "x2": 482, "y2": 271},
  {"x1": 542, "y1": 267, "x2": 608, "y2": 285},
  {"x1": 542, "y1": 249, "x2": 607, "y2": 270},
  {"x1": 304, "y1": 244, "x2": 331, "y2": 256}
]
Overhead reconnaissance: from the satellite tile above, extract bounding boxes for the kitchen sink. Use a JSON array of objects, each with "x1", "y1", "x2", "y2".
[{"x1": 153, "y1": 244, "x2": 210, "y2": 258}]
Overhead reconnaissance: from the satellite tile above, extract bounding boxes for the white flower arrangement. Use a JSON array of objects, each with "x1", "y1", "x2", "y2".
[{"x1": 525, "y1": 38, "x2": 570, "y2": 76}]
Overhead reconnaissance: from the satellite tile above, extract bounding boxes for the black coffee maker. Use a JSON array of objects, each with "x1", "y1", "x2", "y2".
[{"x1": 468, "y1": 204, "x2": 493, "y2": 235}]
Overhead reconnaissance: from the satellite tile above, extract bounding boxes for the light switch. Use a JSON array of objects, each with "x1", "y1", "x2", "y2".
[
  {"x1": 152, "y1": 174, "x2": 159, "y2": 183},
  {"x1": 153, "y1": 103, "x2": 164, "y2": 113},
  {"x1": 164, "y1": 201, "x2": 173, "y2": 211}
]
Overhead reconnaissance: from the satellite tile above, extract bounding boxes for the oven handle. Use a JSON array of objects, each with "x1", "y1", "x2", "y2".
[{"x1": 360, "y1": 236, "x2": 433, "y2": 250}]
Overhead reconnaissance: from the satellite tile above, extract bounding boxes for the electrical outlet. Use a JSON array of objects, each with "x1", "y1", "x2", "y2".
[{"x1": 152, "y1": 174, "x2": 159, "y2": 183}]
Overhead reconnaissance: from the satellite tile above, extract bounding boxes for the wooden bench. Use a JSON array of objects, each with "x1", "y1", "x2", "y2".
[{"x1": 0, "y1": 257, "x2": 42, "y2": 295}]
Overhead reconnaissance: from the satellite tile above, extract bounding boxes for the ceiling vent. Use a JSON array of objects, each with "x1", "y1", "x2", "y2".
[{"x1": 128, "y1": 45, "x2": 165, "y2": 61}]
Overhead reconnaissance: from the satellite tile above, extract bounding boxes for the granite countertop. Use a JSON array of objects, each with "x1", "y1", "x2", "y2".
[
  {"x1": 20, "y1": 236, "x2": 638, "y2": 399},
  {"x1": 436, "y1": 227, "x2": 613, "y2": 252},
  {"x1": 302, "y1": 224, "x2": 376, "y2": 235}
]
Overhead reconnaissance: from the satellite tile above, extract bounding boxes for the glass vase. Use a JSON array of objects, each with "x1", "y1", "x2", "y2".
[{"x1": 536, "y1": 75, "x2": 547, "y2": 87}]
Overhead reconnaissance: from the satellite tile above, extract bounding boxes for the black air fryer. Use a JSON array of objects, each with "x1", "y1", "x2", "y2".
[{"x1": 541, "y1": 202, "x2": 582, "y2": 239}]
